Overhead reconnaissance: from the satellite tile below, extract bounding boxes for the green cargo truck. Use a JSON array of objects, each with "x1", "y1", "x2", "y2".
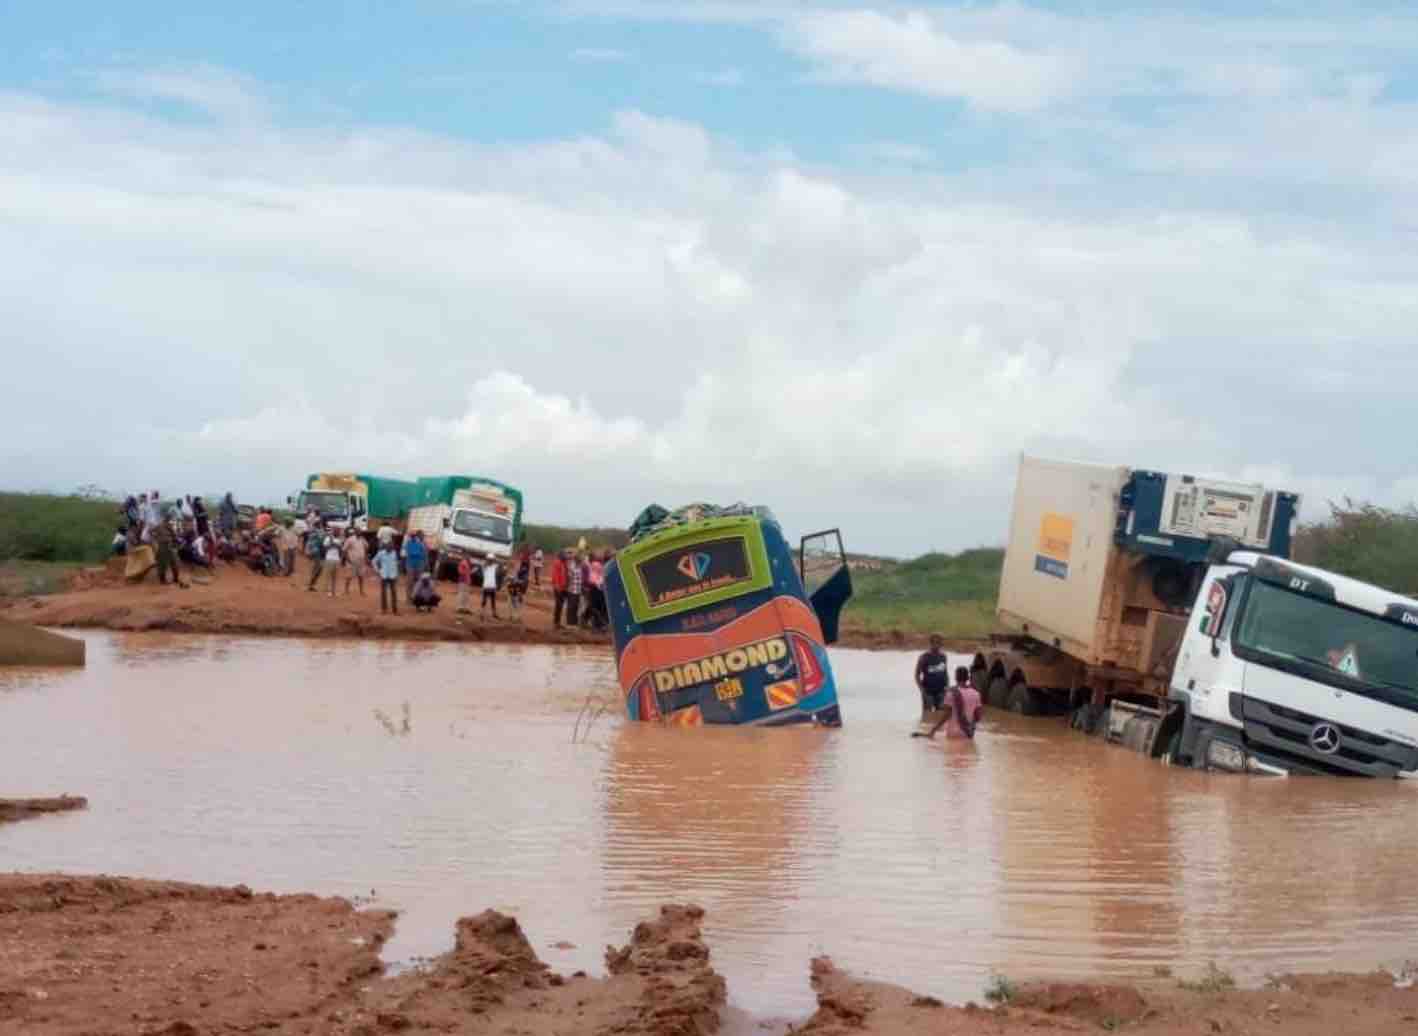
[
  {"x1": 405, "y1": 476, "x2": 525, "y2": 578},
  {"x1": 289, "y1": 473, "x2": 419, "y2": 534}
]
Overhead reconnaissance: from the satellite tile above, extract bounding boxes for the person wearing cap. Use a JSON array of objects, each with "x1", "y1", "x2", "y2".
[{"x1": 914, "y1": 634, "x2": 950, "y2": 717}]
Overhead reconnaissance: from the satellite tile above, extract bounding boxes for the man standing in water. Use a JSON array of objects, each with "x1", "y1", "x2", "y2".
[
  {"x1": 914, "y1": 634, "x2": 950, "y2": 716},
  {"x1": 924, "y1": 666, "x2": 982, "y2": 740}
]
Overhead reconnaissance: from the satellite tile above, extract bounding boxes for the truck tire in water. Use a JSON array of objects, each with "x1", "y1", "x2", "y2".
[{"x1": 985, "y1": 675, "x2": 1011, "y2": 709}]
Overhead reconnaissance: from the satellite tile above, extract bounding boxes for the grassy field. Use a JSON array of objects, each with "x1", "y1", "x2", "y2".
[
  {"x1": 5, "y1": 490, "x2": 1415, "y2": 631},
  {"x1": 841, "y1": 548, "x2": 1003, "y2": 638},
  {"x1": 0, "y1": 493, "x2": 118, "y2": 565}
]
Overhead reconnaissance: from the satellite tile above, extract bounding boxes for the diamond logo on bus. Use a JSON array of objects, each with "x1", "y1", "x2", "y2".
[{"x1": 677, "y1": 552, "x2": 712, "y2": 581}]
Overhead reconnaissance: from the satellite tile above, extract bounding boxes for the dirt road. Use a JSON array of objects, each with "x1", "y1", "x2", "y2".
[
  {"x1": 0, "y1": 561, "x2": 951, "y2": 652},
  {"x1": 2, "y1": 561, "x2": 608, "y2": 648},
  {"x1": 3, "y1": 874, "x2": 1415, "y2": 1035}
]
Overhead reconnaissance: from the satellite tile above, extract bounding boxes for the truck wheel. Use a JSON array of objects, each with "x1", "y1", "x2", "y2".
[
  {"x1": 1007, "y1": 683, "x2": 1040, "y2": 716},
  {"x1": 985, "y1": 676, "x2": 1010, "y2": 709},
  {"x1": 1162, "y1": 727, "x2": 1185, "y2": 766}
]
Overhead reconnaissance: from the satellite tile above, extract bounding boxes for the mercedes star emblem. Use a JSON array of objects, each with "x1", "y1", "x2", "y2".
[{"x1": 1309, "y1": 722, "x2": 1342, "y2": 755}]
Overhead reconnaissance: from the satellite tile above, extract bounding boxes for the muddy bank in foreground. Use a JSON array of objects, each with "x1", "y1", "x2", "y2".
[
  {"x1": 0, "y1": 796, "x2": 86, "y2": 826},
  {"x1": 3, "y1": 875, "x2": 1415, "y2": 1036},
  {"x1": 1, "y1": 563, "x2": 965, "y2": 653}
]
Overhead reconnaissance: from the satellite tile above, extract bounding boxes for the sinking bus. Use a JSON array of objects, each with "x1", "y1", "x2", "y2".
[{"x1": 605, "y1": 505, "x2": 853, "y2": 727}]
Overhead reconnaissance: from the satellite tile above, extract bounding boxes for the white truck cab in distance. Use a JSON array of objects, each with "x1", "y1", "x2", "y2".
[{"x1": 1168, "y1": 550, "x2": 1418, "y2": 777}]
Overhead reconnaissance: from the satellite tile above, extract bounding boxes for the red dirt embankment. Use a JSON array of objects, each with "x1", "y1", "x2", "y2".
[
  {"x1": 1, "y1": 561, "x2": 952, "y2": 652},
  {"x1": 3, "y1": 875, "x2": 1415, "y2": 1035},
  {"x1": 2, "y1": 562, "x2": 609, "y2": 649},
  {"x1": 797, "y1": 955, "x2": 1418, "y2": 1036},
  {"x1": 0, "y1": 875, "x2": 724, "y2": 1036}
]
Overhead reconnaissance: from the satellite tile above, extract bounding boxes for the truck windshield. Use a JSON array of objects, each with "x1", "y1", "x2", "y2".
[
  {"x1": 452, "y1": 511, "x2": 512, "y2": 543},
  {"x1": 298, "y1": 492, "x2": 349, "y2": 518},
  {"x1": 1234, "y1": 579, "x2": 1418, "y2": 707}
]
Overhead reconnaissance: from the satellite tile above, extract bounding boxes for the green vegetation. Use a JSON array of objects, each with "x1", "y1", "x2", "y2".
[
  {"x1": 1292, "y1": 501, "x2": 1418, "y2": 594},
  {"x1": 522, "y1": 523, "x2": 629, "y2": 554},
  {"x1": 983, "y1": 972, "x2": 1017, "y2": 1004},
  {"x1": 0, "y1": 492, "x2": 117, "y2": 565},
  {"x1": 842, "y1": 548, "x2": 1003, "y2": 638}
]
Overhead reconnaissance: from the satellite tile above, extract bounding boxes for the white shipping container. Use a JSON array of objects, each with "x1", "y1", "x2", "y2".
[{"x1": 997, "y1": 456, "x2": 1129, "y2": 662}]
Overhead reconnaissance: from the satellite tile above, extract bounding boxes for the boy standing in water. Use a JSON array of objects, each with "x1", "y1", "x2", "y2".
[{"x1": 914, "y1": 634, "x2": 950, "y2": 716}]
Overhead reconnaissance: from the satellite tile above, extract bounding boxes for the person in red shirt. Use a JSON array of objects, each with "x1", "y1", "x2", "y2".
[{"x1": 550, "y1": 550, "x2": 569, "y2": 627}]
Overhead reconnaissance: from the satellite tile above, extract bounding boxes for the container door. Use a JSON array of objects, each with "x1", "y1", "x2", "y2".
[{"x1": 799, "y1": 529, "x2": 853, "y2": 644}]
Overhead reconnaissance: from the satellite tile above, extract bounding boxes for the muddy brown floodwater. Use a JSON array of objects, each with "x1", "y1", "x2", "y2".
[{"x1": 3, "y1": 632, "x2": 1418, "y2": 1018}]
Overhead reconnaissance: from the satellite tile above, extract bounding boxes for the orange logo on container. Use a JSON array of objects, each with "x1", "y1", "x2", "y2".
[
  {"x1": 765, "y1": 680, "x2": 801, "y2": 711},
  {"x1": 1037, "y1": 513, "x2": 1075, "y2": 561}
]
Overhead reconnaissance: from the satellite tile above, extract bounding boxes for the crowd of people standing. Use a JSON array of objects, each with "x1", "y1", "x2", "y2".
[
  {"x1": 548, "y1": 548, "x2": 610, "y2": 631},
  {"x1": 113, "y1": 492, "x2": 609, "y2": 632}
]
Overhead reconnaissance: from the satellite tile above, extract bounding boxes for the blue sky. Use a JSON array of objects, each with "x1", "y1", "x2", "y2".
[{"x1": 2, "y1": 2, "x2": 1416, "y2": 552}]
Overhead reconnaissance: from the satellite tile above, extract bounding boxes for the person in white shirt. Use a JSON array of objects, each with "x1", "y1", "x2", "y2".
[{"x1": 480, "y1": 556, "x2": 500, "y2": 618}]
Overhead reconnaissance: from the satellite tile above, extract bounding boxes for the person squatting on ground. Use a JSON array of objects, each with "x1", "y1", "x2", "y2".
[
  {"x1": 480, "y1": 555, "x2": 499, "y2": 619},
  {"x1": 411, "y1": 571, "x2": 441, "y2": 612},
  {"x1": 925, "y1": 666, "x2": 982, "y2": 740},
  {"x1": 343, "y1": 530, "x2": 368, "y2": 596},
  {"x1": 456, "y1": 555, "x2": 473, "y2": 614},
  {"x1": 915, "y1": 634, "x2": 950, "y2": 716},
  {"x1": 374, "y1": 541, "x2": 400, "y2": 614}
]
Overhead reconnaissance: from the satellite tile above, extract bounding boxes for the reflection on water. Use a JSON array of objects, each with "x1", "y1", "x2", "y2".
[{"x1": 3, "y1": 633, "x2": 1418, "y2": 1015}]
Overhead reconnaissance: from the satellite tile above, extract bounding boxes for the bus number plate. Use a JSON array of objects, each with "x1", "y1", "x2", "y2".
[{"x1": 714, "y1": 678, "x2": 744, "y2": 702}]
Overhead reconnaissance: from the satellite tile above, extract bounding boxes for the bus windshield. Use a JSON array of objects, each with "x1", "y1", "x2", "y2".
[
  {"x1": 298, "y1": 492, "x2": 349, "y2": 518},
  {"x1": 452, "y1": 510, "x2": 512, "y2": 543},
  {"x1": 1234, "y1": 579, "x2": 1418, "y2": 707},
  {"x1": 636, "y1": 536, "x2": 754, "y2": 609}
]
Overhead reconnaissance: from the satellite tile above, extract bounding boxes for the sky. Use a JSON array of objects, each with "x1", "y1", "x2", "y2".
[{"x1": 2, "y1": 1, "x2": 1416, "y2": 556}]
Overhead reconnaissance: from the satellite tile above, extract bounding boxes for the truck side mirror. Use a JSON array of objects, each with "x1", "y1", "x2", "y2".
[
  {"x1": 1203, "y1": 577, "x2": 1233, "y2": 657},
  {"x1": 286, "y1": 496, "x2": 293, "y2": 506}
]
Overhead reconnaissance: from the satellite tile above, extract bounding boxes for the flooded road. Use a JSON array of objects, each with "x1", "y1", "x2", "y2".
[{"x1": 3, "y1": 632, "x2": 1418, "y2": 1015}]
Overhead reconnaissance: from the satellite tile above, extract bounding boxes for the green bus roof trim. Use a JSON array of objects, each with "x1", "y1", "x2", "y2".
[{"x1": 618, "y1": 515, "x2": 772, "y2": 623}]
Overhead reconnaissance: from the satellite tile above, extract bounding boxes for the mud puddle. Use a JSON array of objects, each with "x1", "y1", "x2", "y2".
[{"x1": 3, "y1": 631, "x2": 1418, "y2": 1016}]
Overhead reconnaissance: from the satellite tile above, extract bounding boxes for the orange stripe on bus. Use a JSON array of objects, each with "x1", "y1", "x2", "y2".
[{"x1": 617, "y1": 597, "x2": 824, "y2": 690}]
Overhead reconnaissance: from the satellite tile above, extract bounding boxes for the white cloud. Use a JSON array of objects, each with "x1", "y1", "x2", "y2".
[
  {"x1": 785, "y1": 9, "x2": 1079, "y2": 112},
  {"x1": 1, "y1": 68, "x2": 1416, "y2": 552},
  {"x1": 94, "y1": 63, "x2": 269, "y2": 121},
  {"x1": 572, "y1": 46, "x2": 630, "y2": 62}
]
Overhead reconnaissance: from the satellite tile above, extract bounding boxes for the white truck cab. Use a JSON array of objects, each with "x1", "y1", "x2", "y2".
[
  {"x1": 1169, "y1": 550, "x2": 1418, "y2": 777},
  {"x1": 292, "y1": 489, "x2": 367, "y2": 533}
]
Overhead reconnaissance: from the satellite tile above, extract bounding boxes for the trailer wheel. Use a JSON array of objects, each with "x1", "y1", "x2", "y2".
[
  {"x1": 985, "y1": 676, "x2": 1011, "y2": 709},
  {"x1": 1007, "y1": 683, "x2": 1040, "y2": 716}
]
